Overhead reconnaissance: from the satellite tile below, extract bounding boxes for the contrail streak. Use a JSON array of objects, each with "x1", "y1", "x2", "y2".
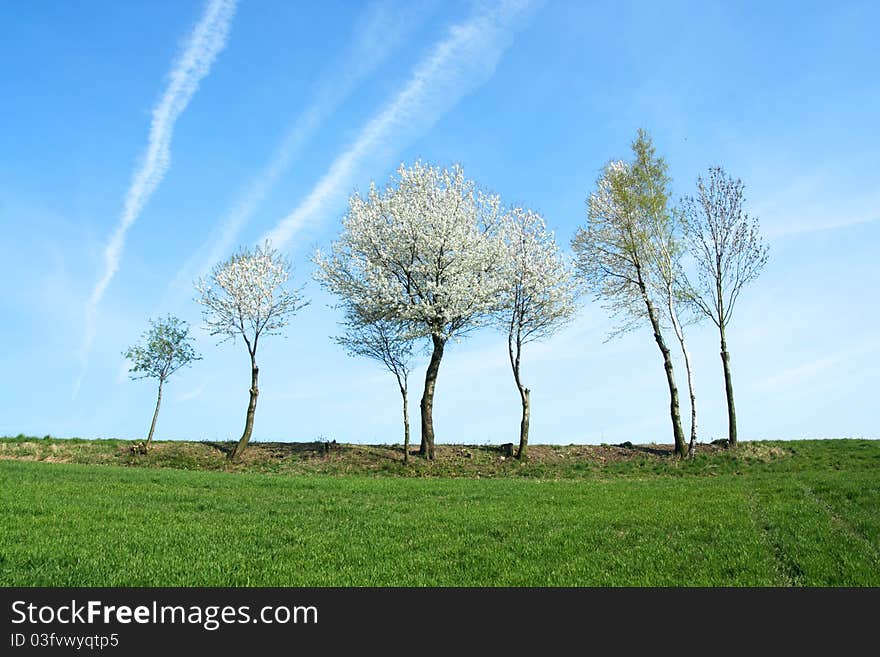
[
  {"x1": 75, "y1": 0, "x2": 237, "y2": 397},
  {"x1": 261, "y1": 0, "x2": 542, "y2": 251},
  {"x1": 162, "y1": 2, "x2": 430, "y2": 308}
]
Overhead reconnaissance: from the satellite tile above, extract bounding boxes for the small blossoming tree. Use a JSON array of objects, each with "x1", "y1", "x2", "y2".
[
  {"x1": 496, "y1": 208, "x2": 578, "y2": 459},
  {"x1": 196, "y1": 242, "x2": 308, "y2": 461}
]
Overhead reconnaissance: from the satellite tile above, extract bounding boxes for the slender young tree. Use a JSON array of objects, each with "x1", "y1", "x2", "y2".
[
  {"x1": 496, "y1": 207, "x2": 578, "y2": 460},
  {"x1": 571, "y1": 130, "x2": 688, "y2": 458},
  {"x1": 335, "y1": 310, "x2": 415, "y2": 463},
  {"x1": 665, "y1": 282, "x2": 700, "y2": 458},
  {"x1": 653, "y1": 224, "x2": 699, "y2": 459},
  {"x1": 314, "y1": 162, "x2": 506, "y2": 460},
  {"x1": 196, "y1": 242, "x2": 308, "y2": 461},
  {"x1": 680, "y1": 166, "x2": 768, "y2": 448},
  {"x1": 646, "y1": 210, "x2": 702, "y2": 457},
  {"x1": 123, "y1": 315, "x2": 200, "y2": 449}
]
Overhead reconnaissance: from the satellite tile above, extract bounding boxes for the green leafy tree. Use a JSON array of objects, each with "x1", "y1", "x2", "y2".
[
  {"x1": 572, "y1": 130, "x2": 688, "y2": 458},
  {"x1": 124, "y1": 315, "x2": 200, "y2": 449}
]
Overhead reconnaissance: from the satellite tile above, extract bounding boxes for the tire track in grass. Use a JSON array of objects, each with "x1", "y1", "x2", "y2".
[
  {"x1": 743, "y1": 484, "x2": 804, "y2": 586},
  {"x1": 795, "y1": 477, "x2": 880, "y2": 566}
]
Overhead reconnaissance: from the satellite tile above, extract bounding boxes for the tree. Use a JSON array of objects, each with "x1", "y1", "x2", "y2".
[
  {"x1": 314, "y1": 162, "x2": 505, "y2": 460},
  {"x1": 123, "y1": 315, "x2": 200, "y2": 450},
  {"x1": 571, "y1": 130, "x2": 688, "y2": 458},
  {"x1": 335, "y1": 310, "x2": 415, "y2": 463},
  {"x1": 679, "y1": 166, "x2": 768, "y2": 448},
  {"x1": 196, "y1": 242, "x2": 308, "y2": 461},
  {"x1": 647, "y1": 209, "x2": 702, "y2": 457},
  {"x1": 496, "y1": 207, "x2": 578, "y2": 460}
]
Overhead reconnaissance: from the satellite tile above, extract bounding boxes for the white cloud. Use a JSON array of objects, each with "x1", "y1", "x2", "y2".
[
  {"x1": 261, "y1": 0, "x2": 542, "y2": 250},
  {"x1": 75, "y1": 0, "x2": 237, "y2": 397}
]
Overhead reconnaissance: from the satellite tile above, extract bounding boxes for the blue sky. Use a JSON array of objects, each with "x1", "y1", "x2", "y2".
[{"x1": 1, "y1": 0, "x2": 877, "y2": 445}]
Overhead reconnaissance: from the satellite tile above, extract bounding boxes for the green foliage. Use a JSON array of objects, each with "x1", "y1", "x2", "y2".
[
  {"x1": 123, "y1": 315, "x2": 200, "y2": 382},
  {"x1": 572, "y1": 129, "x2": 679, "y2": 336},
  {"x1": 0, "y1": 440, "x2": 877, "y2": 586}
]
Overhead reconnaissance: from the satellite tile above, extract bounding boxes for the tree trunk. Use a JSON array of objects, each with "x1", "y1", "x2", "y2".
[
  {"x1": 419, "y1": 333, "x2": 445, "y2": 460},
  {"x1": 230, "y1": 360, "x2": 259, "y2": 461},
  {"x1": 667, "y1": 296, "x2": 698, "y2": 458},
  {"x1": 508, "y1": 329, "x2": 530, "y2": 460},
  {"x1": 401, "y1": 385, "x2": 410, "y2": 464},
  {"x1": 640, "y1": 279, "x2": 686, "y2": 458},
  {"x1": 684, "y1": 345, "x2": 698, "y2": 458},
  {"x1": 517, "y1": 388, "x2": 531, "y2": 460},
  {"x1": 720, "y1": 324, "x2": 737, "y2": 448},
  {"x1": 145, "y1": 379, "x2": 163, "y2": 449}
]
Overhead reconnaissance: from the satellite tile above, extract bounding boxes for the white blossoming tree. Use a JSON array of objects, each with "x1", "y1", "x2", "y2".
[
  {"x1": 314, "y1": 162, "x2": 505, "y2": 460},
  {"x1": 571, "y1": 130, "x2": 688, "y2": 458},
  {"x1": 196, "y1": 242, "x2": 308, "y2": 461},
  {"x1": 496, "y1": 208, "x2": 578, "y2": 460},
  {"x1": 679, "y1": 166, "x2": 768, "y2": 448},
  {"x1": 123, "y1": 315, "x2": 200, "y2": 450},
  {"x1": 335, "y1": 309, "x2": 415, "y2": 463}
]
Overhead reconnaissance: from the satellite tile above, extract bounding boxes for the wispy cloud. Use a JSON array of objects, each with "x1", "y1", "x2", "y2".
[
  {"x1": 176, "y1": 384, "x2": 207, "y2": 403},
  {"x1": 756, "y1": 339, "x2": 880, "y2": 392},
  {"x1": 748, "y1": 171, "x2": 880, "y2": 240},
  {"x1": 75, "y1": 0, "x2": 237, "y2": 397},
  {"x1": 261, "y1": 0, "x2": 542, "y2": 250},
  {"x1": 163, "y1": 2, "x2": 432, "y2": 305}
]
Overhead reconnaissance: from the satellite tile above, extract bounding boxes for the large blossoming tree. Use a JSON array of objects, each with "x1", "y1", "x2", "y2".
[
  {"x1": 314, "y1": 162, "x2": 505, "y2": 460},
  {"x1": 496, "y1": 208, "x2": 578, "y2": 460},
  {"x1": 196, "y1": 243, "x2": 308, "y2": 461}
]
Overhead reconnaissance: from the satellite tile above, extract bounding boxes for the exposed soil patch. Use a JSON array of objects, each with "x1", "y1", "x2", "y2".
[{"x1": 0, "y1": 435, "x2": 764, "y2": 479}]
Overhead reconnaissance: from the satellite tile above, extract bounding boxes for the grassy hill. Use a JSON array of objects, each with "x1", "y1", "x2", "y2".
[{"x1": 1, "y1": 437, "x2": 878, "y2": 586}]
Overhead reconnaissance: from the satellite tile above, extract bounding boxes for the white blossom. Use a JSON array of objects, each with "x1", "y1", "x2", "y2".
[
  {"x1": 314, "y1": 161, "x2": 507, "y2": 341},
  {"x1": 497, "y1": 207, "x2": 578, "y2": 346},
  {"x1": 494, "y1": 206, "x2": 578, "y2": 458},
  {"x1": 196, "y1": 242, "x2": 308, "y2": 355},
  {"x1": 314, "y1": 161, "x2": 507, "y2": 459},
  {"x1": 195, "y1": 242, "x2": 307, "y2": 461}
]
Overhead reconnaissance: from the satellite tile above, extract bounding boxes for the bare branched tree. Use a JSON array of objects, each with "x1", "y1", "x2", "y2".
[
  {"x1": 196, "y1": 242, "x2": 308, "y2": 461},
  {"x1": 335, "y1": 309, "x2": 415, "y2": 463},
  {"x1": 680, "y1": 167, "x2": 768, "y2": 447},
  {"x1": 123, "y1": 315, "x2": 200, "y2": 449}
]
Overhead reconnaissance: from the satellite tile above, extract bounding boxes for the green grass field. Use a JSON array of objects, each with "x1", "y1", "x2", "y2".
[{"x1": 1, "y1": 438, "x2": 878, "y2": 586}]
